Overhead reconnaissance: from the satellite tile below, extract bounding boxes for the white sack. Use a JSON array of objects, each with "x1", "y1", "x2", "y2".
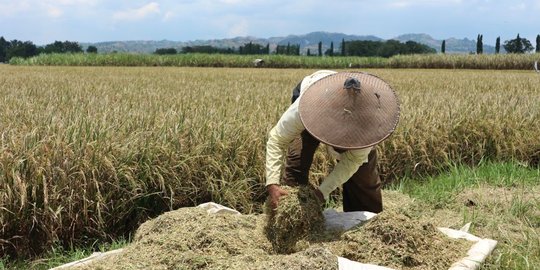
[
  {"x1": 338, "y1": 256, "x2": 396, "y2": 270},
  {"x1": 197, "y1": 202, "x2": 241, "y2": 215},
  {"x1": 323, "y1": 208, "x2": 377, "y2": 231}
]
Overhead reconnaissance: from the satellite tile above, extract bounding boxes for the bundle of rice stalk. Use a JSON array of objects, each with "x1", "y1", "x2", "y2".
[{"x1": 264, "y1": 185, "x2": 325, "y2": 254}]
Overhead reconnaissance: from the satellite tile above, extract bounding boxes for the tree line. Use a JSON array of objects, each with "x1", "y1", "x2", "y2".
[
  {"x1": 0, "y1": 37, "x2": 98, "y2": 62},
  {"x1": 156, "y1": 42, "x2": 291, "y2": 55},
  {"x1": 441, "y1": 34, "x2": 540, "y2": 54},
  {"x1": 155, "y1": 39, "x2": 435, "y2": 57},
  {"x1": 2, "y1": 34, "x2": 540, "y2": 63}
]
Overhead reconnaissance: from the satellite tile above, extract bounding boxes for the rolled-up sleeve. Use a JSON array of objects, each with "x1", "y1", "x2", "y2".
[
  {"x1": 265, "y1": 101, "x2": 305, "y2": 186},
  {"x1": 318, "y1": 147, "x2": 371, "y2": 199}
]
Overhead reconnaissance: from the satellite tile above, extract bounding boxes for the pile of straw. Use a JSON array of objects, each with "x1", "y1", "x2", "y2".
[{"x1": 79, "y1": 190, "x2": 470, "y2": 270}]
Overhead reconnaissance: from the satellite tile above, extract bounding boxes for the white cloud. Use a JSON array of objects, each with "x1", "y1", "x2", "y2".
[
  {"x1": 40, "y1": 0, "x2": 102, "y2": 19},
  {"x1": 388, "y1": 1, "x2": 410, "y2": 8},
  {"x1": 0, "y1": 0, "x2": 100, "y2": 17},
  {"x1": 219, "y1": 0, "x2": 240, "y2": 4},
  {"x1": 0, "y1": 1, "x2": 31, "y2": 16},
  {"x1": 510, "y1": 2, "x2": 526, "y2": 10},
  {"x1": 227, "y1": 19, "x2": 249, "y2": 37},
  {"x1": 2, "y1": 0, "x2": 540, "y2": 44},
  {"x1": 387, "y1": 0, "x2": 463, "y2": 8},
  {"x1": 46, "y1": 5, "x2": 63, "y2": 17},
  {"x1": 216, "y1": 0, "x2": 256, "y2": 6},
  {"x1": 52, "y1": 0, "x2": 99, "y2": 5},
  {"x1": 162, "y1": 11, "x2": 175, "y2": 21},
  {"x1": 113, "y1": 2, "x2": 160, "y2": 21}
]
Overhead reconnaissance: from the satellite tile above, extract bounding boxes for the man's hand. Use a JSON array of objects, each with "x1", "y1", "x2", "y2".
[{"x1": 267, "y1": 184, "x2": 289, "y2": 209}]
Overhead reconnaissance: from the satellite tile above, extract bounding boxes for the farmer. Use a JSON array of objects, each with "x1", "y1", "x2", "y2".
[{"x1": 265, "y1": 70, "x2": 400, "y2": 213}]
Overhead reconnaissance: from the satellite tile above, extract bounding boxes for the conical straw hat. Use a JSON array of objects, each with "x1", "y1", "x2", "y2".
[{"x1": 298, "y1": 72, "x2": 400, "y2": 149}]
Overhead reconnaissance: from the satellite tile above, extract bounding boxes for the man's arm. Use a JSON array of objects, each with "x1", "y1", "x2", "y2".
[
  {"x1": 318, "y1": 148, "x2": 371, "y2": 200},
  {"x1": 265, "y1": 100, "x2": 305, "y2": 186}
]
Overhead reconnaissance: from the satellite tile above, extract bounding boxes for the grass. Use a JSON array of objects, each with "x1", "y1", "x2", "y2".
[
  {"x1": 390, "y1": 161, "x2": 540, "y2": 269},
  {"x1": 395, "y1": 161, "x2": 539, "y2": 207},
  {"x1": 0, "y1": 65, "x2": 539, "y2": 264},
  {"x1": 8, "y1": 53, "x2": 388, "y2": 69},
  {"x1": 9, "y1": 52, "x2": 540, "y2": 70},
  {"x1": 1, "y1": 238, "x2": 129, "y2": 270}
]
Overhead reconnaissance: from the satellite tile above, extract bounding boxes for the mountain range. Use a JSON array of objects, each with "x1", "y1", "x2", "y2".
[{"x1": 81, "y1": 32, "x2": 495, "y2": 54}]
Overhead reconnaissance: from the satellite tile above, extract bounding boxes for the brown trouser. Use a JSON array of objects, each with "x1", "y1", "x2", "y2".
[{"x1": 282, "y1": 130, "x2": 383, "y2": 213}]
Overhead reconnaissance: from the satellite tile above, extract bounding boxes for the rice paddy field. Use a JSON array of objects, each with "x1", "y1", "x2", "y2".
[{"x1": 0, "y1": 65, "x2": 539, "y2": 269}]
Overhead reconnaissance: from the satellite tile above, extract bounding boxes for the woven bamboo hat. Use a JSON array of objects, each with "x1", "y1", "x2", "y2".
[{"x1": 298, "y1": 72, "x2": 400, "y2": 149}]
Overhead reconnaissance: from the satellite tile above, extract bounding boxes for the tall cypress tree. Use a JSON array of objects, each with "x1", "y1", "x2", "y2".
[
  {"x1": 516, "y1": 34, "x2": 523, "y2": 52},
  {"x1": 536, "y1": 34, "x2": 540, "y2": 53},
  {"x1": 441, "y1": 40, "x2": 446, "y2": 54},
  {"x1": 0, "y1": 36, "x2": 7, "y2": 62},
  {"x1": 476, "y1": 34, "x2": 483, "y2": 54},
  {"x1": 495, "y1": 37, "x2": 500, "y2": 54},
  {"x1": 480, "y1": 35, "x2": 483, "y2": 54},
  {"x1": 341, "y1": 38, "x2": 346, "y2": 56},
  {"x1": 329, "y1": 41, "x2": 334, "y2": 56},
  {"x1": 318, "y1": 41, "x2": 322, "y2": 56}
]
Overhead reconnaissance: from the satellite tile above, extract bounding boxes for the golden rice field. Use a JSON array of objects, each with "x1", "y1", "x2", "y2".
[{"x1": 0, "y1": 65, "x2": 539, "y2": 258}]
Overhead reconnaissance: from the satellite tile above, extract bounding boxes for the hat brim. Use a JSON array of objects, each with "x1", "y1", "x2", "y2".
[{"x1": 298, "y1": 72, "x2": 400, "y2": 149}]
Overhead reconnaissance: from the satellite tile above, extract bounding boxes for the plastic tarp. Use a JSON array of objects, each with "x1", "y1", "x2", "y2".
[
  {"x1": 199, "y1": 203, "x2": 498, "y2": 270},
  {"x1": 51, "y1": 203, "x2": 497, "y2": 270}
]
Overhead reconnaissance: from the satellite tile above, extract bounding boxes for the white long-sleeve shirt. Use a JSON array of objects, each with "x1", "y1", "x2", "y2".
[{"x1": 265, "y1": 70, "x2": 372, "y2": 200}]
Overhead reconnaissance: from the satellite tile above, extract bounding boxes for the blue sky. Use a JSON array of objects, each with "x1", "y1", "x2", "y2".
[{"x1": 1, "y1": 0, "x2": 539, "y2": 45}]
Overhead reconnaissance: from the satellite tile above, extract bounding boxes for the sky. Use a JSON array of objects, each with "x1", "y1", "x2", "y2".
[{"x1": 1, "y1": 0, "x2": 539, "y2": 45}]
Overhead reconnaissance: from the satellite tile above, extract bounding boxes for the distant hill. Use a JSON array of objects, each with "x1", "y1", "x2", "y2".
[
  {"x1": 278, "y1": 31, "x2": 382, "y2": 46},
  {"x1": 276, "y1": 31, "x2": 383, "y2": 55},
  {"x1": 81, "y1": 32, "x2": 495, "y2": 54},
  {"x1": 392, "y1": 33, "x2": 495, "y2": 54}
]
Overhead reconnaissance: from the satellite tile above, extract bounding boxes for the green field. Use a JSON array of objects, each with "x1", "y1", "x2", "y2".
[
  {"x1": 0, "y1": 66, "x2": 539, "y2": 269},
  {"x1": 9, "y1": 52, "x2": 540, "y2": 70}
]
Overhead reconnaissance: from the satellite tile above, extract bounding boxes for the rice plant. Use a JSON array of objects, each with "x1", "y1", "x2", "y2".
[
  {"x1": 0, "y1": 66, "x2": 538, "y2": 260},
  {"x1": 9, "y1": 52, "x2": 540, "y2": 70}
]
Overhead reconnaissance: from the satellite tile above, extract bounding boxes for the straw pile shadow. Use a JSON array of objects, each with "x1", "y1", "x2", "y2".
[{"x1": 77, "y1": 190, "x2": 471, "y2": 270}]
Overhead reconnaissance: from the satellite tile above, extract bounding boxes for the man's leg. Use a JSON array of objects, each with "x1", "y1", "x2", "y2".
[
  {"x1": 342, "y1": 148, "x2": 383, "y2": 213},
  {"x1": 282, "y1": 130, "x2": 320, "y2": 186}
]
